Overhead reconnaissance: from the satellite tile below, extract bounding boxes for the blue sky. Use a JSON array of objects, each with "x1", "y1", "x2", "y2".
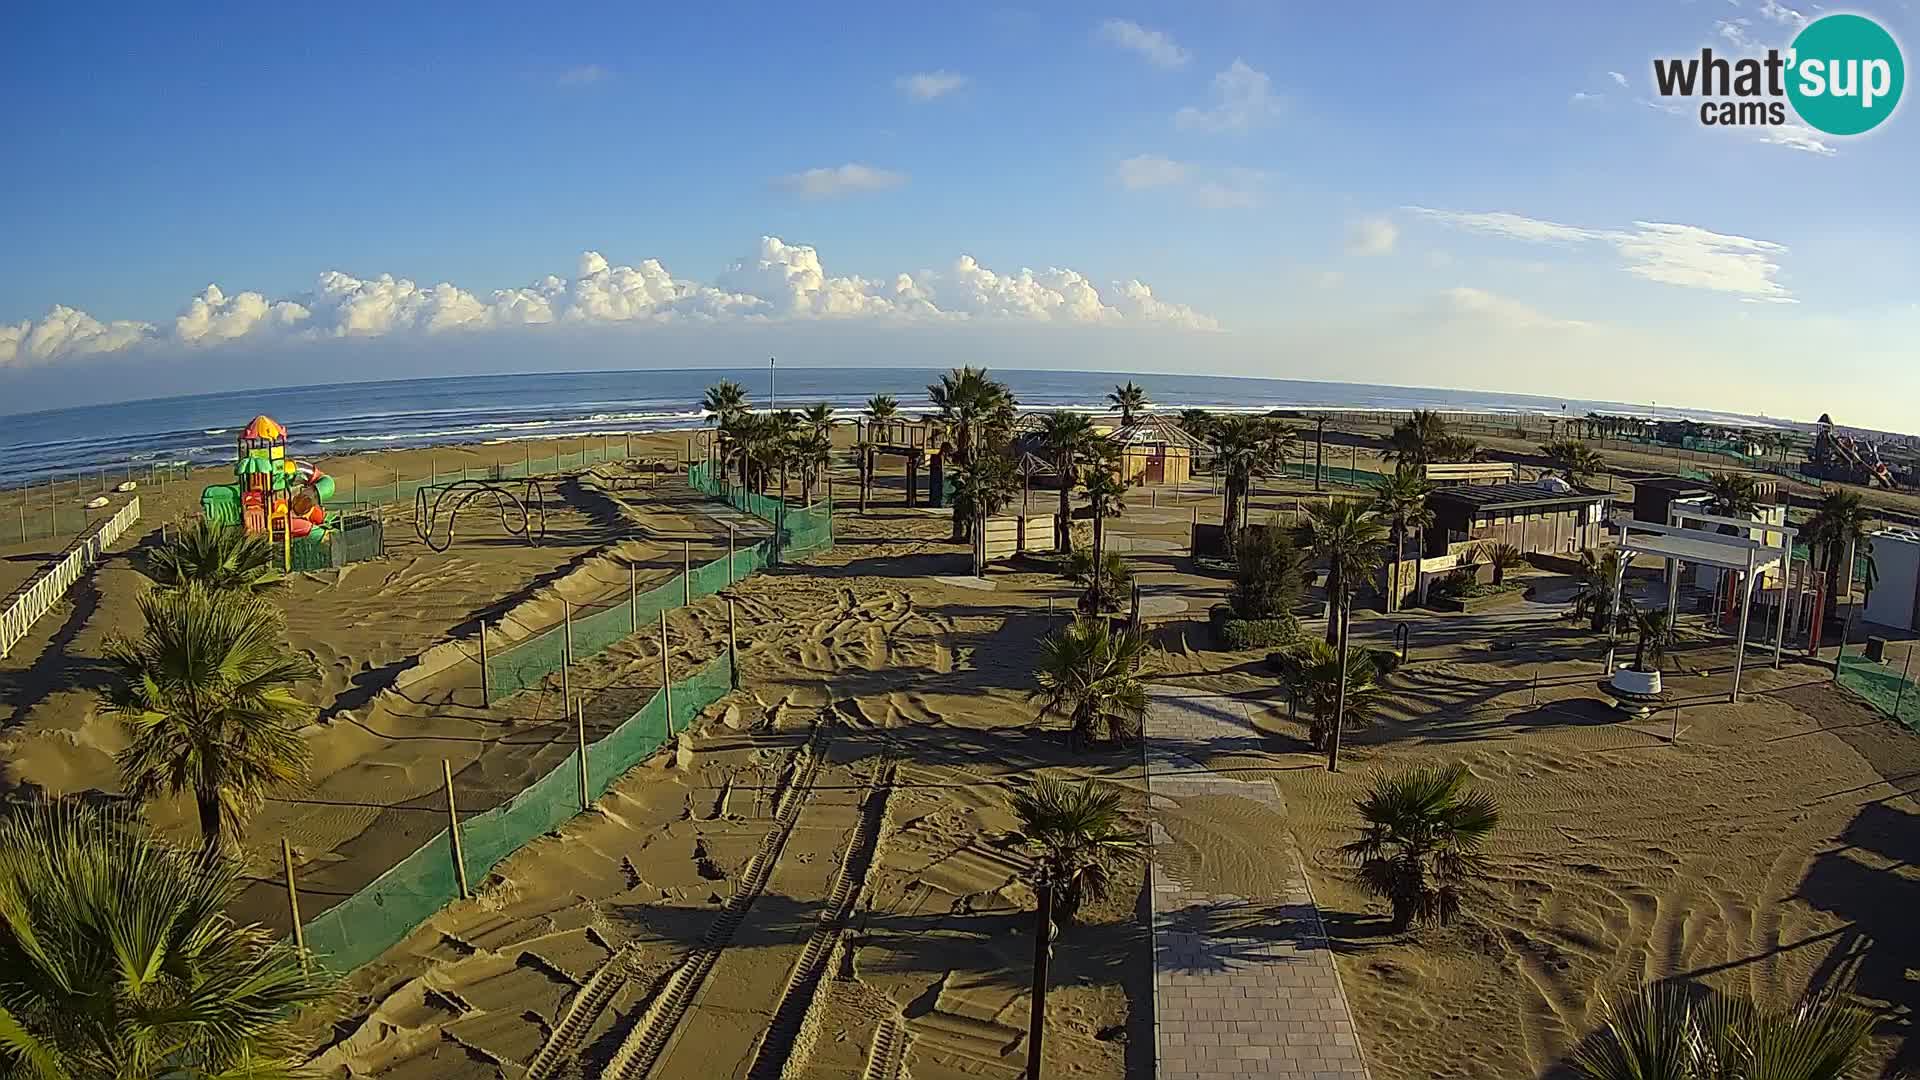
[{"x1": 3, "y1": 2, "x2": 1915, "y2": 427}]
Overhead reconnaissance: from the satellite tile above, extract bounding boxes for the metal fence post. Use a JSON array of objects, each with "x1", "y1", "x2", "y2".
[
  {"x1": 728, "y1": 597, "x2": 741, "y2": 690},
  {"x1": 1896, "y1": 647, "x2": 1914, "y2": 718},
  {"x1": 479, "y1": 620, "x2": 490, "y2": 705},
  {"x1": 660, "y1": 610, "x2": 674, "y2": 737},
  {"x1": 444, "y1": 760, "x2": 470, "y2": 900},
  {"x1": 576, "y1": 696, "x2": 590, "y2": 810},
  {"x1": 629, "y1": 563, "x2": 638, "y2": 633},
  {"x1": 282, "y1": 839, "x2": 307, "y2": 973},
  {"x1": 683, "y1": 540, "x2": 692, "y2": 605},
  {"x1": 562, "y1": 598, "x2": 573, "y2": 708},
  {"x1": 728, "y1": 523, "x2": 737, "y2": 584}
]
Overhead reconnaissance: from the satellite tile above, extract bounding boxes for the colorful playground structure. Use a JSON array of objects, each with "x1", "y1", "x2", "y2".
[
  {"x1": 1808, "y1": 412, "x2": 1902, "y2": 489},
  {"x1": 199, "y1": 415, "x2": 337, "y2": 566}
]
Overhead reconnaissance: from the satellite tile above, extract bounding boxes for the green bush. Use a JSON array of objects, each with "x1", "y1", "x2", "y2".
[{"x1": 1210, "y1": 604, "x2": 1299, "y2": 649}]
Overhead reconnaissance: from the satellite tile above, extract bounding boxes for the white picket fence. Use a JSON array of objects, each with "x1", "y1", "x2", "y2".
[{"x1": 0, "y1": 496, "x2": 141, "y2": 659}]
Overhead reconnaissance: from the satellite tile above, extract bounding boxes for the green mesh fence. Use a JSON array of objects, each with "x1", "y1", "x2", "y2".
[
  {"x1": 1835, "y1": 652, "x2": 1920, "y2": 734},
  {"x1": 321, "y1": 440, "x2": 632, "y2": 512},
  {"x1": 302, "y1": 652, "x2": 736, "y2": 972},
  {"x1": 687, "y1": 461, "x2": 835, "y2": 562}
]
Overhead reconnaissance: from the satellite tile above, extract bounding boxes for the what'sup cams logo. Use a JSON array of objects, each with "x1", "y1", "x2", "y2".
[{"x1": 1653, "y1": 12, "x2": 1904, "y2": 137}]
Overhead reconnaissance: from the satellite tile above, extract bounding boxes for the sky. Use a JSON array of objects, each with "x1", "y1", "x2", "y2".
[{"x1": 2, "y1": 2, "x2": 1915, "y2": 428}]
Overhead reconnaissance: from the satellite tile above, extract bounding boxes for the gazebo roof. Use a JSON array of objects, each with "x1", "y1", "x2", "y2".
[{"x1": 1111, "y1": 414, "x2": 1205, "y2": 451}]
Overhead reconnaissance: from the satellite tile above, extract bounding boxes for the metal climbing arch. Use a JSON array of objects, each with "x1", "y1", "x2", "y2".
[{"x1": 412, "y1": 478, "x2": 550, "y2": 552}]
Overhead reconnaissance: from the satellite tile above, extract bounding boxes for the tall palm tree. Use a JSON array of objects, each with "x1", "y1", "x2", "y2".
[
  {"x1": 1272, "y1": 638, "x2": 1386, "y2": 751},
  {"x1": 1030, "y1": 618, "x2": 1150, "y2": 745},
  {"x1": 1807, "y1": 488, "x2": 1871, "y2": 621},
  {"x1": 1177, "y1": 408, "x2": 1217, "y2": 445},
  {"x1": 1706, "y1": 472, "x2": 1761, "y2": 518},
  {"x1": 1540, "y1": 439, "x2": 1606, "y2": 485},
  {"x1": 142, "y1": 518, "x2": 285, "y2": 595},
  {"x1": 795, "y1": 403, "x2": 836, "y2": 504},
  {"x1": 0, "y1": 800, "x2": 334, "y2": 1080},
  {"x1": 1298, "y1": 500, "x2": 1387, "y2": 646},
  {"x1": 1572, "y1": 547, "x2": 1634, "y2": 634},
  {"x1": 102, "y1": 585, "x2": 318, "y2": 854},
  {"x1": 703, "y1": 379, "x2": 751, "y2": 484},
  {"x1": 927, "y1": 366, "x2": 1016, "y2": 468},
  {"x1": 859, "y1": 394, "x2": 900, "y2": 510},
  {"x1": 1209, "y1": 416, "x2": 1293, "y2": 544},
  {"x1": 1571, "y1": 982, "x2": 1872, "y2": 1080},
  {"x1": 1370, "y1": 468, "x2": 1432, "y2": 612},
  {"x1": 1340, "y1": 763, "x2": 1500, "y2": 931},
  {"x1": 1108, "y1": 381, "x2": 1149, "y2": 427},
  {"x1": 1007, "y1": 777, "x2": 1143, "y2": 1080},
  {"x1": 1383, "y1": 410, "x2": 1452, "y2": 467},
  {"x1": 1035, "y1": 411, "x2": 1096, "y2": 554},
  {"x1": 1078, "y1": 443, "x2": 1130, "y2": 612}
]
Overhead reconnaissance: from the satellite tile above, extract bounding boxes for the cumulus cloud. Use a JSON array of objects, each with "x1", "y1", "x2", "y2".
[
  {"x1": 1098, "y1": 19, "x2": 1190, "y2": 69},
  {"x1": 0, "y1": 238, "x2": 1219, "y2": 366},
  {"x1": 1407, "y1": 207, "x2": 1794, "y2": 301},
  {"x1": 1115, "y1": 154, "x2": 1189, "y2": 189},
  {"x1": 1347, "y1": 217, "x2": 1399, "y2": 256},
  {"x1": 896, "y1": 71, "x2": 967, "y2": 101},
  {"x1": 1175, "y1": 60, "x2": 1282, "y2": 133},
  {"x1": 770, "y1": 164, "x2": 908, "y2": 199}
]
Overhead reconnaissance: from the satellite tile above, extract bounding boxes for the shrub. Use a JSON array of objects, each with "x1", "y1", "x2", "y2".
[
  {"x1": 1065, "y1": 549, "x2": 1132, "y2": 613},
  {"x1": 1231, "y1": 521, "x2": 1305, "y2": 619},
  {"x1": 1209, "y1": 603, "x2": 1298, "y2": 650}
]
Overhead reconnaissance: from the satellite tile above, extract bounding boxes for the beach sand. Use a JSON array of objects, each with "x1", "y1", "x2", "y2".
[{"x1": 5, "y1": 427, "x2": 1918, "y2": 1077}]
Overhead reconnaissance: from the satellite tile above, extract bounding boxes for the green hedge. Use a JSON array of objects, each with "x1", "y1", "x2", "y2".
[{"x1": 1209, "y1": 604, "x2": 1299, "y2": 650}]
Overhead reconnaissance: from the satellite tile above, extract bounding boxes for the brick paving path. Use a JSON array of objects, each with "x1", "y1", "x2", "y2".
[{"x1": 1146, "y1": 687, "x2": 1371, "y2": 1079}]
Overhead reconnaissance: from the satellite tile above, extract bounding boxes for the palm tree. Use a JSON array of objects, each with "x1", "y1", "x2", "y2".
[
  {"x1": 950, "y1": 452, "x2": 1020, "y2": 544},
  {"x1": 102, "y1": 585, "x2": 318, "y2": 854},
  {"x1": 1035, "y1": 411, "x2": 1096, "y2": 554},
  {"x1": 1340, "y1": 763, "x2": 1500, "y2": 931},
  {"x1": 794, "y1": 403, "x2": 836, "y2": 504},
  {"x1": 1572, "y1": 547, "x2": 1634, "y2": 634},
  {"x1": 1108, "y1": 381, "x2": 1149, "y2": 427},
  {"x1": 1806, "y1": 488, "x2": 1871, "y2": 621},
  {"x1": 1177, "y1": 408, "x2": 1217, "y2": 445},
  {"x1": 1030, "y1": 618, "x2": 1150, "y2": 745},
  {"x1": 703, "y1": 379, "x2": 751, "y2": 484},
  {"x1": 1571, "y1": 982, "x2": 1872, "y2": 1080},
  {"x1": 927, "y1": 366, "x2": 1016, "y2": 468},
  {"x1": 1078, "y1": 443, "x2": 1130, "y2": 612},
  {"x1": 1630, "y1": 608, "x2": 1674, "y2": 673},
  {"x1": 1370, "y1": 468, "x2": 1432, "y2": 612},
  {"x1": 1065, "y1": 549, "x2": 1133, "y2": 612},
  {"x1": 859, "y1": 394, "x2": 900, "y2": 510},
  {"x1": 1706, "y1": 472, "x2": 1761, "y2": 518},
  {"x1": 1273, "y1": 638, "x2": 1386, "y2": 750},
  {"x1": 0, "y1": 800, "x2": 334, "y2": 1080},
  {"x1": 1540, "y1": 439, "x2": 1606, "y2": 485},
  {"x1": 1298, "y1": 500, "x2": 1387, "y2": 646},
  {"x1": 1007, "y1": 777, "x2": 1143, "y2": 1080},
  {"x1": 142, "y1": 517, "x2": 285, "y2": 595},
  {"x1": 1483, "y1": 541, "x2": 1526, "y2": 585},
  {"x1": 1383, "y1": 410, "x2": 1452, "y2": 467},
  {"x1": 1209, "y1": 416, "x2": 1293, "y2": 544}
]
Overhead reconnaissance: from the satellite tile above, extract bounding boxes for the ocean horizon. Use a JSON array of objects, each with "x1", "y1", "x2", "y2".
[{"x1": 0, "y1": 366, "x2": 1793, "y2": 488}]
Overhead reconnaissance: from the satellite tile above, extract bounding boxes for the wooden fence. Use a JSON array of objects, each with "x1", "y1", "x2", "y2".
[{"x1": 1, "y1": 497, "x2": 141, "y2": 658}]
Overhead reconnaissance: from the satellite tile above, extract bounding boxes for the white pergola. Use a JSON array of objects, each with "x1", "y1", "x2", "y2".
[{"x1": 1611, "y1": 506, "x2": 1797, "y2": 703}]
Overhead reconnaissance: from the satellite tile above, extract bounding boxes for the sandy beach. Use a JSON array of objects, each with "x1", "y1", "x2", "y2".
[{"x1": 4, "y1": 427, "x2": 1917, "y2": 1077}]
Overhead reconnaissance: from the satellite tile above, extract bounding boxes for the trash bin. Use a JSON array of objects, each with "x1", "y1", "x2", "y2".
[{"x1": 1866, "y1": 635, "x2": 1888, "y2": 663}]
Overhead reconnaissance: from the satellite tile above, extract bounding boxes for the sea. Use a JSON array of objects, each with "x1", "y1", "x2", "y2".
[{"x1": 0, "y1": 367, "x2": 1787, "y2": 488}]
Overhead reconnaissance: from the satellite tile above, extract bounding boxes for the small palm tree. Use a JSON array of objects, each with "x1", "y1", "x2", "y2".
[
  {"x1": 1108, "y1": 381, "x2": 1149, "y2": 427},
  {"x1": 1572, "y1": 547, "x2": 1635, "y2": 634},
  {"x1": 950, "y1": 452, "x2": 1020, "y2": 544},
  {"x1": 1484, "y1": 541, "x2": 1527, "y2": 585},
  {"x1": 1807, "y1": 488, "x2": 1871, "y2": 621},
  {"x1": 1297, "y1": 500, "x2": 1387, "y2": 646},
  {"x1": 703, "y1": 379, "x2": 751, "y2": 483},
  {"x1": 1177, "y1": 408, "x2": 1216, "y2": 444},
  {"x1": 1370, "y1": 468, "x2": 1433, "y2": 611},
  {"x1": 1078, "y1": 444, "x2": 1131, "y2": 612},
  {"x1": 795, "y1": 403, "x2": 836, "y2": 504},
  {"x1": 103, "y1": 585, "x2": 318, "y2": 854},
  {"x1": 1272, "y1": 638, "x2": 1385, "y2": 750},
  {"x1": 1571, "y1": 982, "x2": 1873, "y2": 1080},
  {"x1": 1030, "y1": 618, "x2": 1150, "y2": 745},
  {"x1": 859, "y1": 394, "x2": 900, "y2": 509},
  {"x1": 1707, "y1": 472, "x2": 1761, "y2": 518},
  {"x1": 1630, "y1": 608, "x2": 1674, "y2": 673},
  {"x1": 1541, "y1": 438, "x2": 1606, "y2": 485},
  {"x1": 1340, "y1": 763, "x2": 1500, "y2": 931},
  {"x1": 0, "y1": 799, "x2": 334, "y2": 1078},
  {"x1": 1383, "y1": 410, "x2": 1477, "y2": 467},
  {"x1": 143, "y1": 517, "x2": 285, "y2": 594},
  {"x1": 1065, "y1": 549, "x2": 1133, "y2": 613}
]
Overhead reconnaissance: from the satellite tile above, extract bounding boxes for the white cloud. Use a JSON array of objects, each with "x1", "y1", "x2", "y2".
[
  {"x1": 1717, "y1": 17, "x2": 1758, "y2": 49},
  {"x1": 1570, "y1": 91, "x2": 1604, "y2": 104},
  {"x1": 557, "y1": 64, "x2": 610, "y2": 86},
  {"x1": 1347, "y1": 216, "x2": 1399, "y2": 256},
  {"x1": 1609, "y1": 70, "x2": 1629, "y2": 88},
  {"x1": 1759, "y1": 123, "x2": 1837, "y2": 156},
  {"x1": 1115, "y1": 154, "x2": 1189, "y2": 189},
  {"x1": 0, "y1": 238, "x2": 1220, "y2": 365},
  {"x1": 1758, "y1": 0, "x2": 1808, "y2": 28},
  {"x1": 1436, "y1": 287, "x2": 1590, "y2": 331},
  {"x1": 770, "y1": 163, "x2": 908, "y2": 199},
  {"x1": 896, "y1": 71, "x2": 967, "y2": 101},
  {"x1": 1097, "y1": 19, "x2": 1190, "y2": 69},
  {"x1": 1408, "y1": 207, "x2": 1793, "y2": 301},
  {"x1": 1174, "y1": 60, "x2": 1282, "y2": 133}
]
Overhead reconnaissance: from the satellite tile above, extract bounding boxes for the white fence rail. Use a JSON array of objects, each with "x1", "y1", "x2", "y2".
[{"x1": 1, "y1": 497, "x2": 141, "y2": 658}]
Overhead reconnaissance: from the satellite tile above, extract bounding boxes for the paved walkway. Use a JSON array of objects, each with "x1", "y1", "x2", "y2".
[{"x1": 1146, "y1": 687, "x2": 1371, "y2": 1079}]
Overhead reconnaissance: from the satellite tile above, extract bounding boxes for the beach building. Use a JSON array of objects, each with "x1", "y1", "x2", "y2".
[
  {"x1": 1864, "y1": 528, "x2": 1920, "y2": 631},
  {"x1": 1423, "y1": 480, "x2": 1614, "y2": 560}
]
